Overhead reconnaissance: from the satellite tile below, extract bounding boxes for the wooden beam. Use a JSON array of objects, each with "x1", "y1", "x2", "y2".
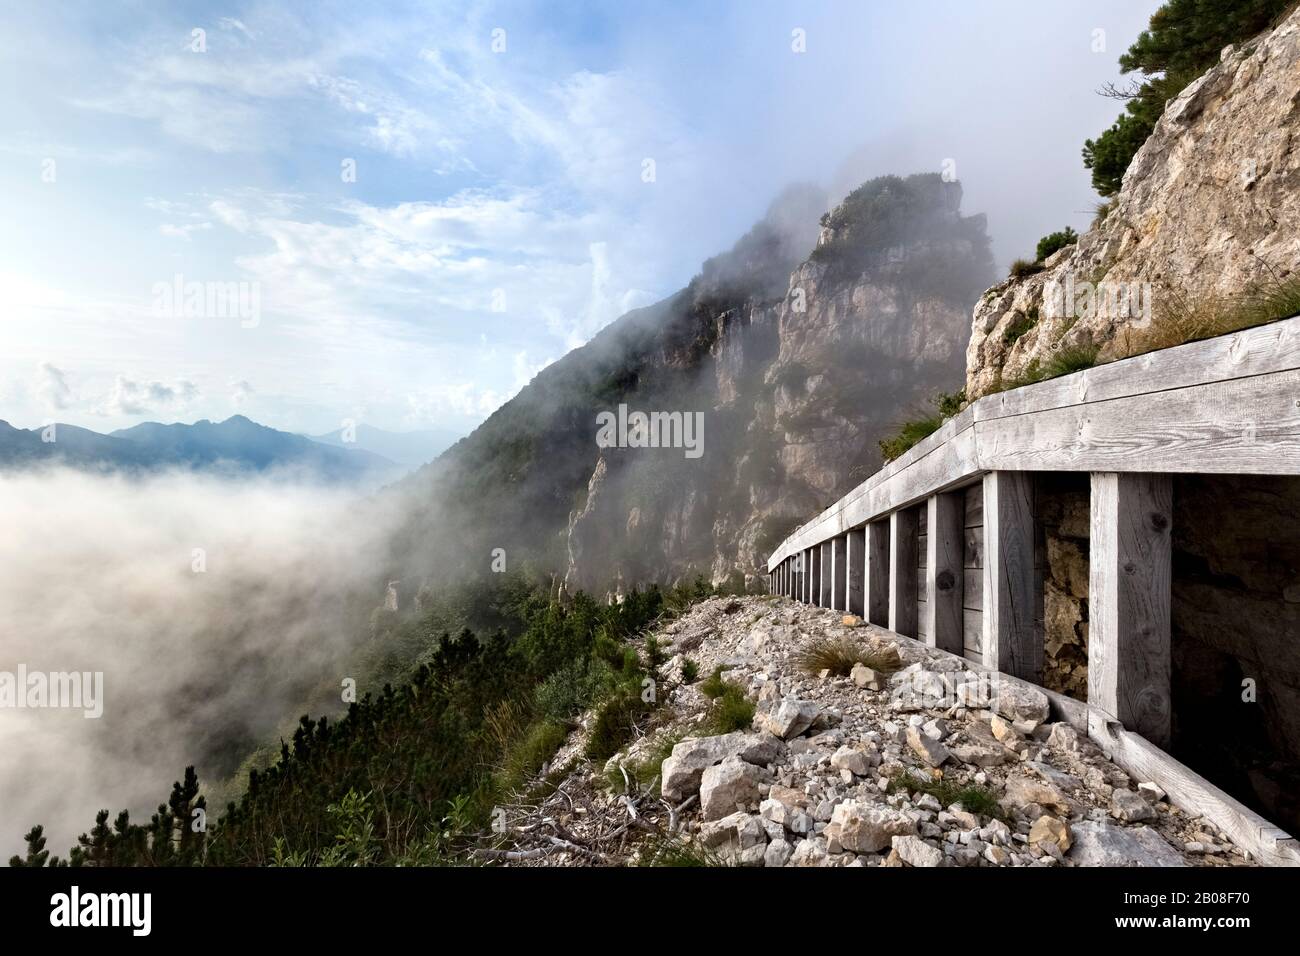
[
  {"x1": 866, "y1": 520, "x2": 889, "y2": 626},
  {"x1": 845, "y1": 528, "x2": 865, "y2": 617},
  {"x1": 819, "y1": 541, "x2": 833, "y2": 607},
  {"x1": 889, "y1": 508, "x2": 919, "y2": 638},
  {"x1": 924, "y1": 492, "x2": 965, "y2": 654},
  {"x1": 1088, "y1": 472, "x2": 1173, "y2": 748},
  {"x1": 810, "y1": 546, "x2": 822, "y2": 606},
  {"x1": 982, "y1": 471, "x2": 1042, "y2": 682}
]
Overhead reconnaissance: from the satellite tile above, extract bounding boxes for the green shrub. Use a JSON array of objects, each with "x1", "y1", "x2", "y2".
[
  {"x1": 681, "y1": 658, "x2": 699, "y2": 684},
  {"x1": 497, "y1": 719, "x2": 569, "y2": 793},
  {"x1": 878, "y1": 414, "x2": 942, "y2": 462},
  {"x1": 704, "y1": 685, "x2": 756, "y2": 735},
  {"x1": 534, "y1": 658, "x2": 615, "y2": 722},
  {"x1": 1001, "y1": 312, "x2": 1038, "y2": 347},
  {"x1": 585, "y1": 689, "x2": 651, "y2": 763},
  {"x1": 1035, "y1": 227, "x2": 1078, "y2": 262},
  {"x1": 699, "y1": 666, "x2": 733, "y2": 700}
]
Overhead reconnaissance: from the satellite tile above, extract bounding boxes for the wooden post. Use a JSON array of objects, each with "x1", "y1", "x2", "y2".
[
  {"x1": 1088, "y1": 473, "x2": 1172, "y2": 748},
  {"x1": 925, "y1": 492, "x2": 965, "y2": 654},
  {"x1": 982, "y1": 472, "x2": 1042, "y2": 682},
  {"x1": 846, "y1": 528, "x2": 865, "y2": 617},
  {"x1": 831, "y1": 536, "x2": 847, "y2": 611},
  {"x1": 866, "y1": 520, "x2": 890, "y2": 626},
  {"x1": 889, "y1": 508, "x2": 919, "y2": 638},
  {"x1": 820, "y1": 541, "x2": 833, "y2": 608}
]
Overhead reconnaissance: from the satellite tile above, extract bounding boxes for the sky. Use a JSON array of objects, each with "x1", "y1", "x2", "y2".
[{"x1": 0, "y1": 0, "x2": 1161, "y2": 437}]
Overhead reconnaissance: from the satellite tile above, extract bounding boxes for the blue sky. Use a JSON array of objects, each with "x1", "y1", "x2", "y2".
[{"x1": 0, "y1": 0, "x2": 1159, "y2": 436}]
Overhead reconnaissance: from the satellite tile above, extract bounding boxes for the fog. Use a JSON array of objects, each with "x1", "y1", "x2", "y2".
[{"x1": 0, "y1": 468, "x2": 407, "y2": 860}]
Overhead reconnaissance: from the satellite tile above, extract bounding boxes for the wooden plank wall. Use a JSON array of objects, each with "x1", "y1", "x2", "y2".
[{"x1": 963, "y1": 483, "x2": 984, "y2": 665}]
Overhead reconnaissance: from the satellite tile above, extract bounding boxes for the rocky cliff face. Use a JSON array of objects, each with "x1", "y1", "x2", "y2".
[
  {"x1": 396, "y1": 176, "x2": 992, "y2": 598},
  {"x1": 563, "y1": 175, "x2": 992, "y2": 596},
  {"x1": 966, "y1": 7, "x2": 1300, "y2": 398}
]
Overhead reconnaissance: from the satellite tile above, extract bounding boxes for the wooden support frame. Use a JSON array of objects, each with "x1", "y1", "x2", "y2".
[
  {"x1": 866, "y1": 520, "x2": 889, "y2": 626},
  {"x1": 1088, "y1": 472, "x2": 1173, "y2": 748},
  {"x1": 924, "y1": 491, "x2": 965, "y2": 654},
  {"x1": 845, "y1": 528, "x2": 865, "y2": 617},
  {"x1": 982, "y1": 471, "x2": 1042, "y2": 683},
  {"x1": 888, "y1": 508, "x2": 918, "y2": 638},
  {"x1": 809, "y1": 546, "x2": 821, "y2": 606}
]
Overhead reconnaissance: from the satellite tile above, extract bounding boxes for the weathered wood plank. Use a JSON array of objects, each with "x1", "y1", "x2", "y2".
[
  {"x1": 982, "y1": 472, "x2": 1042, "y2": 682},
  {"x1": 889, "y1": 508, "x2": 919, "y2": 638},
  {"x1": 846, "y1": 528, "x2": 865, "y2": 617},
  {"x1": 964, "y1": 483, "x2": 983, "y2": 527},
  {"x1": 976, "y1": 369, "x2": 1300, "y2": 476},
  {"x1": 867, "y1": 520, "x2": 890, "y2": 626},
  {"x1": 924, "y1": 492, "x2": 965, "y2": 655},
  {"x1": 963, "y1": 608, "x2": 982, "y2": 654},
  {"x1": 963, "y1": 568, "x2": 983, "y2": 611},
  {"x1": 831, "y1": 536, "x2": 847, "y2": 611},
  {"x1": 1088, "y1": 472, "x2": 1173, "y2": 748},
  {"x1": 977, "y1": 314, "x2": 1300, "y2": 423},
  {"x1": 964, "y1": 525, "x2": 984, "y2": 569}
]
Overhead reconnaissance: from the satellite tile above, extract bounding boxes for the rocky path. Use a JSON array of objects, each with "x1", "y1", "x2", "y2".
[{"x1": 486, "y1": 595, "x2": 1256, "y2": 867}]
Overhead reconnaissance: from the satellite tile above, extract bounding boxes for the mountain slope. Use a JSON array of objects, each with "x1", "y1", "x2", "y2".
[
  {"x1": 307, "y1": 423, "x2": 459, "y2": 469},
  {"x1": 391, "y1": 175, "x2": 993, "y2": 599}
]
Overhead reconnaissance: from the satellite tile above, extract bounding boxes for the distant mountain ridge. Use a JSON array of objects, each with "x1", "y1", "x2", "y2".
[
  {"x1": 306, "y1": 423, "x2": 459, "y2": 468},
  {"x1": 0, "y1": 415, "x2": 401, "y2": 485}
]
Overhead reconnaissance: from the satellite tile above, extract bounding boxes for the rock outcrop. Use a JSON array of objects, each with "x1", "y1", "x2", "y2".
[{"x1": 966, "y1": 8, "x2": 1300, "y2": 398}]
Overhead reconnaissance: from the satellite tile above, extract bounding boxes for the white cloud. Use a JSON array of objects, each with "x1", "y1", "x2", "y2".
[
  {"x1": 37, "y1": 362, "x2": 72, "y2": 410},
  {"x1": 102, "y1": 375, "x2": 199, "y2": 416}
]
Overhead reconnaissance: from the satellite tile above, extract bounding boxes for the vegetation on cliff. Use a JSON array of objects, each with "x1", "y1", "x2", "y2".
[{"x1": 1083, "y1": 0, "x2": 1294, "y2": 196}]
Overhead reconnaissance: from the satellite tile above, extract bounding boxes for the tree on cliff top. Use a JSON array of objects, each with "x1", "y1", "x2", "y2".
[{"x1": 1083, "y1": 0, "x2": 1294, "y2": 196}]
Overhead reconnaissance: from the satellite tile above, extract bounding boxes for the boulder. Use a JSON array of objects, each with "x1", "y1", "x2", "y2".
[
  {"x1": 1002, "y1": 775, "x2": 1070, "y2": 814},
  {"x1": 660, "y1": 732, "x2": 785, "y2": 800},
  {"x1": 826, "y1": 800, "x2": 917, "y2": 853},
  {"x1": 830, "y1": 745, "x2": 872, "y2": 776},
  {"x1": 1069, "y1": 821, "x2": 1186, "y2": 867},
  {"x1": 762, "y1": 698, "x2": 821, "y2": 740},
  {"x1": 1029, "y1": 815, "x2": 1072, "y2": 851},
  {"x1": 1111, "y1": 789, "x2": 1157, "y2": 823},
  {"x1": 906, "y1": 725, "x2": 951, "y2": 767},
  {"x1": 892, "y1": 834, "x2": 944, "y2": 867},
  {"x1": 698, "y1": 810, "x2": 765, "y2": 850},
  {"x1": 851, "y1": 663, "x2": 885, "y2": 690},
  {"x1": 700, "y1": 755, "x2": 769, "y2": 820}
]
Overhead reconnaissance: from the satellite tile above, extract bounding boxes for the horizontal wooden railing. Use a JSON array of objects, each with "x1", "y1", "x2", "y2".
[{"x1": 765, "y1": 314, "x2": 1300, "y2": 867}]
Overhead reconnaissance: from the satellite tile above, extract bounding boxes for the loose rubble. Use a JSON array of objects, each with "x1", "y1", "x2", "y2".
[{"x1": 483, "y1": 596, "x2": 1258, "y2": 867}]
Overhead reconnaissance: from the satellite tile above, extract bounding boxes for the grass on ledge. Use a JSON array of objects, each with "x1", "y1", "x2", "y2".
[{"x1": 793, "y1": 635, "x2": 902, "y2": 678}]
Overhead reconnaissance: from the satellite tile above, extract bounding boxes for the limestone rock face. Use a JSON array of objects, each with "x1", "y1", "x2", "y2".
[{"x1": 965, "y1": 8, "x2": 1300, "y2": 399}]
